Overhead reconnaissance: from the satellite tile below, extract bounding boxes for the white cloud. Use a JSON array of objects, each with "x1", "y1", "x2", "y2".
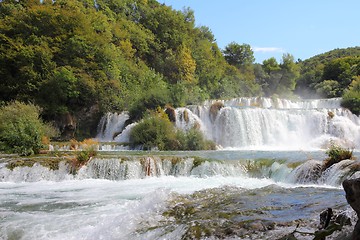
[{"x1": 252, "y1": 47, "x2": 285, "y2": 53}]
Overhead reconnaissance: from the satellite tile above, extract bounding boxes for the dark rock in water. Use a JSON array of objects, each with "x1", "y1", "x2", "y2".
[
  {"x1": 319, "y1": 208, "x2": 333, "y2": 229},
  {"x1": 343, "y1": 178, "x2": 360, "y2": 240}
]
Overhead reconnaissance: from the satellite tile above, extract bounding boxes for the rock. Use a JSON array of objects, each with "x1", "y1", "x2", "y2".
[
  {"x1": 165, "y1": 107, "x2": 176, "y2": 122},
  {"x1": 319, "y1": 208, "x2": 333, "y2": 229},
  {"x1": 209, "y1": 101, "x2": 224, "y2": 123},
  {"x1": 343, "y1": 178, "x2": 360, "y2": 240},
  {"x1": 56, "y1": 112, "x2": 77, "y2": 140}
]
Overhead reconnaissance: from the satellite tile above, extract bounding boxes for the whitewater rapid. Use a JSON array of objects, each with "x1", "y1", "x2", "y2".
[{"x1": 1, "y1": 150, "x2": 358, "y2": 239}]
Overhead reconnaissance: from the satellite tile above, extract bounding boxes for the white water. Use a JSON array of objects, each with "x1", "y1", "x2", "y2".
[
  {"x1": 0, "y1": 176, "x2": 288, "y2": 240},
  {"x1": 97, "y1": 97, "x2": 360, "y2": 150},
  {"x1": 1, "y1": 152, "x2": 357, "y2": 239},
  {"x1": 96, "y1": 112, "x2": 129, "y2": 141},
  {"x1": 2, "y1": 155, "x2": 360, "y2": 186}
]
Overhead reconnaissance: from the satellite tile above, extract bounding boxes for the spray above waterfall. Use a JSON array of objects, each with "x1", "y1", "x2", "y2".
[{"x1": 96, "y1": 97, "x2": 360, "y2": 150}]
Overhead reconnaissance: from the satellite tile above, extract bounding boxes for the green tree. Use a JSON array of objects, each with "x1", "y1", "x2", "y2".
[
  {"x1": 295, "y1": 47, "x2": 360, "y2": 98},
  {"x1": 0, "y1": 102, "x2": 57, "y2": 156},
  {"x1": 342, "y1": 76, "x2": 360, "y2": 115},
  {"x1": 261, "y1": 54, "x2": 299, "y2": 97},
  {"x1": 223, "y1": 42, "x2": 255, "y2": 68},
  {"x1": 314, "y1": 80, "x2": 341, "y2": 98}
]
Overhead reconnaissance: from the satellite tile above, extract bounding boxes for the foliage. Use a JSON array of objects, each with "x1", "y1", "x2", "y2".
[
  {"x1": 0, "y1": 0, "x2": 262, "y2": 127},
  {"x1": 223, "y1": 42, "x2": 255, "y2": 68},
  {"x1": 75, "y1": 138, "x2": 98, "y2": 163},
  {"x1": 128, "y1": 73, "x2": 170, "y2": 122},
  {"x1": 341, "y1": 75, "x2": 360, "y2": 115},
  {"x1": 324, "y1": 141, "x2": 353, "y2": 169},
  {"x1": 257, "y1": 54, "x2": 299, "y2": 97},
  {"x1": 129, "y1": 109, "x2": 215, "y2": 151},
  {"x1": 129, "y1": 110, "x2": 177, "y2": 150},
  {"x1": 0, "y1": 101, "x2": 57, "y2": 156},
  {"x1": 314, "y1": 80, "x2": 341, "y2": 98},
  {"x1": 295, "y1": 47, "x2": 360, "y2": 98},
  {"x1": 175, "y1": 127, "x2": 216, "y2": 151}
]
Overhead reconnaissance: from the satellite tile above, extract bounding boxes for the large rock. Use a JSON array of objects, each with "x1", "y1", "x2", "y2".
[
  {"x1": 56, "y1": 112, "x2": 77, "y2": 140},
  {"x1": 343, "y1": 178, "x2": 360, "y2": 240}
]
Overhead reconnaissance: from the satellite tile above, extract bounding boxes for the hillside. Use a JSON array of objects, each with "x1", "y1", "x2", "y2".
[
  {"x1": 295, "y1": 47, "x2": 360, "y2": 98},
  {"x1": 0, "y1": 0, "x2": 263, "y2": 138},
  {"x1": 0, "y1": 0, "x2": 358, "y2": 140}
]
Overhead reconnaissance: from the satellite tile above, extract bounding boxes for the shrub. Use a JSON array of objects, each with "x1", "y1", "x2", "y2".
[
  {"x1": 341, "y1": 76, "x2": 360, "y2": 115},
  {"x1": 324, "y1": 141, "x2": 353, "y2": 169},
  {"x1": 129, "y1": 110, "x2": 216, "y2": 151},
  {"x1": 129, "y1": 110, "x2": 177, "y2": 150},
  {"x1": 175, "y1": 128, "x2": 216, "y2": 151},
  {"x1": 0, "y1": 101, "x2": 57, "y2": 156},
  {"x1": 75, "y1": 139, "x2": 98, "y2": 164}
]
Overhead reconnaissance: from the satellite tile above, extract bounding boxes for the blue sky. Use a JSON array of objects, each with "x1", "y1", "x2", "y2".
[{"x1": 158, "y1": 0, "x2": 360, "y2": 63}]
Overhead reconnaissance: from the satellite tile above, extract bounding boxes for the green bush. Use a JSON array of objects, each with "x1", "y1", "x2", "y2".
[
  {"x1": 0, "y1": 102, "x2": 57, "y2": 156},
  {"x1": 341, "y1": 76, "x2": 360, "y2": 115},
  {"x1": 129, "y1": 110, "x2": 216, "y2": 151},
  {"x1": 75, "y1": 139, "x2": 98, "y2": 164},
  {"x1": 324, "y1": 141, "x2": 353, "y2": 169},
  {"x1": 129, "y1": 111, "x2": 177, "y2": 150},
  {"x1": 182, "y1": 128, "x2": 216, "y2": 150}
]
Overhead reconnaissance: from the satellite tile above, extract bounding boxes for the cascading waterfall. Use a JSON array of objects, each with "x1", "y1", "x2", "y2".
[
  {"x1": 194, "y1": 97, "x2": 360, "y2": 149},
  {"x1": 96, "y1": 112, "x2": 129, "y2": 141},
  {"x1": 2, "y1": 156, "x2": 360, "y2": 187},
  {"x1": 96, "y1": 97, "x2": 360, "y2": 150}
]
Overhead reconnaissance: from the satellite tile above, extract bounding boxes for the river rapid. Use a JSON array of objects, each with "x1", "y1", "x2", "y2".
[{"x1": 1, "y1": 150, "x2": 359, "y2": 239}]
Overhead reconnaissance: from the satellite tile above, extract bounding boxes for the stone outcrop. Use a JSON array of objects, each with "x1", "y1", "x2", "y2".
[
  {"x1": 56, "y1": 112, "x2": 77, "y2": 140},
  {"x1": 209, "y1": 101, "x2": 224, "y2": 123},
  {"x1": 343, "y1": 178, "x2": 360, "y2": 240}
]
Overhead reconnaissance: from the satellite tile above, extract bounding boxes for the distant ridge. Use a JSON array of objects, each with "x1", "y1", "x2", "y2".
[{"x1": 301, "y1": 46, "x2": 360, "y2": 67}]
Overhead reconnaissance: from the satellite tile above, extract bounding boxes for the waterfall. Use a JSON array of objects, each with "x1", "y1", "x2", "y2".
[
  {"x1": 96, "y1": 112, "x2": 129, "y2": 141},
  {"x1": 182, "y1": 97, "x2": 360, "y2": 150},
  {"x1": 96, "y1": 97, "x2": 360, "y2": 150},
  {"x1": 2, "y1": 156, "x2": 359, "y2": 187}
]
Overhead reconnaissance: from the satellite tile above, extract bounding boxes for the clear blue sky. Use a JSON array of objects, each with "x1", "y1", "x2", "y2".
[{"x1": 158, "y1": 0, "x2": 360, "y2": 63}]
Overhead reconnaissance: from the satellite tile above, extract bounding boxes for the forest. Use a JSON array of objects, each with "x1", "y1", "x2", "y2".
[{"x1": 0, "y1": 0, "x2": 359, "y2": 142}]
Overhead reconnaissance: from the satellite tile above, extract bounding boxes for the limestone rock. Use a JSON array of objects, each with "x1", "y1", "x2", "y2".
[{"x1": 343, "y1": 178, "x2": 360, "y2": 240}]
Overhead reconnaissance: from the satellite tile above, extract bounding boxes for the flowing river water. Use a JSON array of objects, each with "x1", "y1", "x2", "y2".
[{"x1": 1, "y1": 97, "x2": 360, "y2": 239}]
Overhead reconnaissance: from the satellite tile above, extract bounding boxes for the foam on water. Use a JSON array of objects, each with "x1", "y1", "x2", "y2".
[{"x1": 0, "y1": 174, "x2": 347, "y2": 240}]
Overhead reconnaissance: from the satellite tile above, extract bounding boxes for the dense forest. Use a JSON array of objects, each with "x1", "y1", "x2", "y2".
[{"x1": 0, "y1": 0, "x2": 359, "y2": 141}]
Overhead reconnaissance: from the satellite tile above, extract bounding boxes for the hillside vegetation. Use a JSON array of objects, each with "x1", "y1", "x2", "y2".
[{"x1": 0, "y1": 0, "x2": 359, "y2": 142}]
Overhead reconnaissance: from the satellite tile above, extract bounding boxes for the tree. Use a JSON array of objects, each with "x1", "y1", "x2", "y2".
[
  {"x1": 342, "y1": 76, "x2": 360, "y2": 115},
  {"x1": 295, "y1": 47, "x2": 360, "y2": 98},
  {"x1": 260, "y1": 54, "x2": 299, "y2": 97},
  {"x1": 314, "y1": 80, "x2": 341, "y2": 98},
  {"x1": 223, "y1": 42, "x2": 255, "y2": 68},
  {"x1": 0, "y1": 102, "x2": 57, "y2": 156},
  {"x1": 278, "y1": 53, "x2": 300, "y2": 94}
]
